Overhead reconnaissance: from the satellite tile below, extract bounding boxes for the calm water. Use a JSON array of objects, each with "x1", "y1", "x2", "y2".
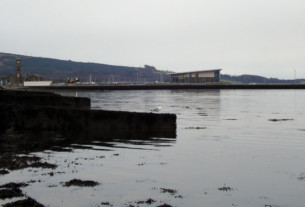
[{"x1": 1, "y1": 89, "x2": 305, "y2": 207}]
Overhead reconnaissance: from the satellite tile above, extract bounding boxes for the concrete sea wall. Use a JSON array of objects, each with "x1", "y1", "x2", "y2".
[
  {"x1": 0, "y1": 90, "x2": 176, "y2": 139},
  {"x1": 0, "y1": 90, "x2": 90, "y2": 109}
]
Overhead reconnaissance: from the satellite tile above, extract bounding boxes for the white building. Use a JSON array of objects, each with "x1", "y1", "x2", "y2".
[{"x1": 23, "y1": 81, "x2": 52, "y2": 86}]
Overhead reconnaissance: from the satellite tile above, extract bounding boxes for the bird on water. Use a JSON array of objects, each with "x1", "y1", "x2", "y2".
[{"x1": 151, "y1": 105, "x2": 162, "y2": 112}]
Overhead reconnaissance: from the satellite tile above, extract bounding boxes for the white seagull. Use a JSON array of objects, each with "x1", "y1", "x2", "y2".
[{"x1": 151, "y1": 105, "x2": 162, "y2": 112}]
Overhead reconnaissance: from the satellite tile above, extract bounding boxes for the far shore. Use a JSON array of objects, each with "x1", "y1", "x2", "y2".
[{"x1": 14, "y1": 83, "x2": 305, "y2": 91}]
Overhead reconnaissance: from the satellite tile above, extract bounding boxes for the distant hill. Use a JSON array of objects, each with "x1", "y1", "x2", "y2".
[
  {"x1": 1, "y1": 52, "x2": 304, "y2": 84},
  {"x1": 220, "y1": 74, "x2": 305, "y2": 84},
  {"x1": 0, "y1": 52, "x2": 170, "y2": 82}
]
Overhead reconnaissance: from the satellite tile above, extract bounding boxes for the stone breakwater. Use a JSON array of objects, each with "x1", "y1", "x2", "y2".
[
  {"x1": 0, "y1": 89, "x2": 90, "y2": 109},
  {"x1": 0, "y1": 90, "x2": 176, "y2": 139}
]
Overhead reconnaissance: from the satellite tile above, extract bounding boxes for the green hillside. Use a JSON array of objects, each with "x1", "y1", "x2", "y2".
[
  {"x1": 2, "y1": 52, "x2": 304, "y2": 84},
  {"x1": 220, "y1": 74, "x2": 305, "y2": 84},
  {"x1": 0, "y1": 52, "x2": 170, "y2": 82}
]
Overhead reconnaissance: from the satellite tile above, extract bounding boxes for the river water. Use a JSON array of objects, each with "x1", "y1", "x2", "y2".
[{"x1": 1, "y1": 89, "x2": 305, "y2": 207}]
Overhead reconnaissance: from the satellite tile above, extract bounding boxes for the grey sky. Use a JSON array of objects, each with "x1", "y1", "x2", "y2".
[{"x1": 1, "y1": 0, "x2": 305, "y2": 79}]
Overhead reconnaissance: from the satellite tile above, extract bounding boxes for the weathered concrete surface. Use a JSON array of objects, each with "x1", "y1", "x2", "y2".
[
  {"x1": 0, "y1": 90, "x2": 90, "y2": 109},
  {"x1": 0, "y1": 90, "x2": 176, "y2": 139}
]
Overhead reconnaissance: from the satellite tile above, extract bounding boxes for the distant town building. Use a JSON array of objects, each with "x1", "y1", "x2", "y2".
[
  {"x1": 170, "y1": 69, "x2": 221, "y2": 83},
  {"x1": 25, "y1": 74, "x2": 43, "y2": 81},
  {"x1": 23, "y1": 81, "x2": 52, "y2": 86},
  {"x1": 65, "y1": 77, "x2": 81, "y2": 84},
  {"x1": 6, "y1": 74, "x2": 15, "y2": 84}
]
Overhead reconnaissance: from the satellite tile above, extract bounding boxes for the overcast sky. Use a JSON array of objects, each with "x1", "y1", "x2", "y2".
[{"x1": 1, "y1": 0, "x2": 305, "y2": 79}]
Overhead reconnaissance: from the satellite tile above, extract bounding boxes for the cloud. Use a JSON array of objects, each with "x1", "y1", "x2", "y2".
[{"x1": 1, "y1": 0, "x2": 304, "y2": 78}]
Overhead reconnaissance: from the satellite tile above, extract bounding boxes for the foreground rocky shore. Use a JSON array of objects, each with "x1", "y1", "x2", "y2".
[{"x1": 0, "y1": 89, "x2": 177, "y2": 206}]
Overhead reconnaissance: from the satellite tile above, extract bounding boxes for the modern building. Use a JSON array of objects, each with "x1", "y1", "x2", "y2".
[{"x1": 170, "y1": 69, "x2": 221, "y2": 83}]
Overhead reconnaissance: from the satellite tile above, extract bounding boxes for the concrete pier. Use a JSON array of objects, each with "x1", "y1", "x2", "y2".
[
  {"x1": 0, "y1": 90, "x2": 90, "y2": 109},
  {"x1": 0, "y1": 90, "x2": 176, "y2": 139}
]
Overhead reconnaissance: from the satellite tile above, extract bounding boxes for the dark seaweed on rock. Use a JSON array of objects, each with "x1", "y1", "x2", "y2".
[
  {"x1": 268, "y1": 118, "x2": 294, "y2": 122},
  {"x1": 101, "y1": 202, "x2": 113, "y2": 206},
  {"x1": 0, "y1": 188, "x2": 23, "y2": 199},
  {"x1": 2, "y1": 197, "x2": 45, "y2": 207},
  {"x1": 185, "y1": 127, "x2": 207, "y2": 129},
  {"x1": 156, "y1": 204, "x2": 173, "y2": 207},
  {"x1": 136, "y1": 198, "x2": 156, "y2": 204},
  {"x1": 0, "y1": 155, "x2": 57, "y2": 171},
  {"x1": 0, "y1": 182, "x2": 29, "y2": 189},
  {"x1": 62, "y1": 179, "x2": 99, "y2": 187},
  {"x1": 0, "y1": 169, "x2": 9, "y2": 175},
  {"x1": 218, "y1": 186, "x2": 233, "y2": 191},
  {"x1": 160, "y1": 188, "x2": 177, "y2": 195}
]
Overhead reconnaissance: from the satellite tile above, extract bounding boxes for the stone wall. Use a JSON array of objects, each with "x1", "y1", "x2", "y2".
[
  {"x1": 0, "y1": 90, "x2": 176, "y2": 140},
  {"x1": 0, "y1": 90, "x2": 90, "y2": 109}
]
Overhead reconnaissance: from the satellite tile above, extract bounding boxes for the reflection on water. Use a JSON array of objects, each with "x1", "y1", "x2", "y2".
[{"x1": 1, "y1": 90, "x2": 305, "y2": 207}]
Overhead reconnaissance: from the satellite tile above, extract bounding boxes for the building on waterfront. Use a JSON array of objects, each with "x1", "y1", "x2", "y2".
[
  {"x1": 23, "y1": 81, "x2": 52, "y2": 86},
  {"x1": 170, "y1": 69, "x2": 221, "y2": 83}
]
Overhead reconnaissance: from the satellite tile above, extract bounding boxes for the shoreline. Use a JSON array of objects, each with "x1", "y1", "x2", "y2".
[{"x1": 19, "y1": 83, "x2": 305, "y2": 91}]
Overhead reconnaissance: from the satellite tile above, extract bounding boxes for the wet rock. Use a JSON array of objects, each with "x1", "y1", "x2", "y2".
[
  {"x1": 0, "y1": 169, "x2": 9, "y2": 175},
  {"x1": 2, "y1": 197, "x2": 45, "y2": 207},
  {"x1": 145, "y1": 198, "x2": 156, "y2": 204},
  {"x1": 160, "y1": 188, "x2": 177, "y2": 195},
  {"x1": 156, "y1": 204, "x2": 173, "y2": 207},
  {"x1": 101, "y1": 202, "x2": 113, "y2": 206},
  {"x1": 185, "y1": 127, "x2": 207, "y2": 130},
  {"x1": 0, "y1": 182, "x2": 28, "y2": 189},
  {"x1": 198, "y1": 112, "x2": 208, "y2": 116},
  {"x1": 298, "y1": 173, "x2": 305, "y2": 180},
  {"x1": 268, "y1": 118, "x2": 294, "y2": 122},
  {"x1": 136, "y1": 198, "x2": 156, "y2": 205},
  {"x1": 218, "y1": 185, "x2": 233, "y2": 191},
  {"x1": 0, "y1": 188, "x2": 23, "y2": 199},
  {"x1": 27, "y1": 180, "x2": 37, "y2": 184},
  {"x1": 0, "y1": 155, "x2": 57, "y2": 171},
  {"x1": 62, "y1": 179, "x2": 99, "y2": 187}
]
